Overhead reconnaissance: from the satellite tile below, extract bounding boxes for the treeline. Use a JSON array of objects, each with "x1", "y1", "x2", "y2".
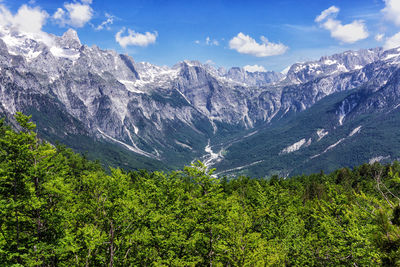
[{"x1": 0, "y1": 113, "x2": 400, "y2": 266}]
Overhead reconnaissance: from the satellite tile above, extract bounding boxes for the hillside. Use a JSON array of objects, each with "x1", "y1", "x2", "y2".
[{"x1": 0, "y1": 114, "x2": 399, "y2": 266}]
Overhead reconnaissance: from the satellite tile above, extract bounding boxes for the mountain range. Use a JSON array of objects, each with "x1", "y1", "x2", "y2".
[{"x1": 0, "y1": 27, "x2": 399, "y2": 176}]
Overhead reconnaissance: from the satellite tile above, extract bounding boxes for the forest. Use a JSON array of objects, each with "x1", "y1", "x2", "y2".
[{"x1": 0, "y1": 113, "x2": 400, "y2": 266}]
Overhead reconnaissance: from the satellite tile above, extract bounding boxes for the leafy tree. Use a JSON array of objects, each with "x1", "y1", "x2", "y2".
[{"x1": 2, "y1": 113, "x2": 400, "y2": 265}]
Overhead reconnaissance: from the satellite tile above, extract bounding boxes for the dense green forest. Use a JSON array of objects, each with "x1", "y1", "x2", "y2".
[{"x1": 1, "y1": 113, "x2": 400, "y2": 266}]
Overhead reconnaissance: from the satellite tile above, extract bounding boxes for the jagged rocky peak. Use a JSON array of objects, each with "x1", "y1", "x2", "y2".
[
  {"x1": 285, "y1": 48, "x2": 383, "y2": 84},
  {"x1": 182, "y1": 59, "x2": 203, "y2": 67},
  {"x1": 227, "y1": 67, "x2": 244, "y2": 75},
  {"x1": 172, "y1": 60, "x2": 283, "y2": 87},
  {"x1": 176, "y1": 61, "x2": 223, "y2": 80},
  {"x1": 135, "y1": 61, "x2": 161, "y2": 74},
  {"x1": 202, "y1": 63, "x2": 226, "y2": 77},
  {"x1": 225, "y1": 66, "x2": 284, "y2": 86},
  {"x1": 119, "y1": 54, "x2": 140, "y2": 80},
  {"x1": 59, "y1": 29, "x2": 81, "y2": 49},
  {"x1": 1, "y1": 23, "x2": 400, "y2": 173},
  {"x1": 176, "y1": 60, "x2": 211, "y2": 82},
  {"x1": 323, "y1": 48, "x2": 382, "y2": 69},
  {"x1": 0, "y1": 38, "x2": 9, "y2": 54},
  {"x1": 133, "y1": 61, "x2": 179, "y2": 86},
  {"x1": 381, "y1": 46, "x2": 400, "y2": 63}
]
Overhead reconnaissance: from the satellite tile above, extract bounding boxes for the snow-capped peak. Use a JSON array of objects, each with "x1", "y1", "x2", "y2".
[
  {"x1": 281, "y1": 65, "x2": 291, "y2": 75},
  {"x1": 284, "y1": 48, "x2": 382, "y2": 84},
  {"x1": 59, "y1": 29, "x2": 81, "y2": 49}
]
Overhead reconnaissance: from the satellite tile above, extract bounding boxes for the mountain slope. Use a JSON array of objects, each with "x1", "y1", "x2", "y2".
[{"x1": 0, "y1": 27, "x2": 400, "y2": 174}]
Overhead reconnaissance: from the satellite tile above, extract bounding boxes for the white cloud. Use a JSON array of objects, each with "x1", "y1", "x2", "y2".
[
  {"x1": 195, "y1": 37, "x2": 219, "y2": 46},
  {"x1": 205, "y1": 59, "x2": 215, "y2": 65},
  {"x1": 229, "y1": 32, "x2": 288, "y2": 57},
  {"x1": 0, "y1": 4, "x2": 48, "y2": 33},
  {"x1": 53, "y1": 1, "x2": 93, "y2": 28},
  {"x1": 0, "y1": 6, "x2": 12, "y2": 27},
  {"x1": 206, "y1": 36, "x2": 219, "y2": 46},
  {"x1": 384, "y1": 32, "x2": 400, "y2": 50},
  {"x1": 243, "y1": 64, "x2": 267, "y2": 72},
  {"x1": 95, "y1": 13, "x2": 114, "y2": 31},
  {"x1": 382, "y1": 0, "x2": 400, "y2": 26},
  {"x1": 115, "y1": 28, "x2": 157, "y2": 48},
  {"x1": 53, "y1": 8, "x2": 65, "y2": 21},
  {"x1": 315, "y1": 6, "x2": 369, "y2": 43},
  {"x1": 315, "y1": 6, "x2": 339, "y2": 23},
  {"x1": 375, "y1": 33, "x2": 385, "y2": 42},
  {"x1": 322, "y1": 19, "x2": 369, "y2": 43}
]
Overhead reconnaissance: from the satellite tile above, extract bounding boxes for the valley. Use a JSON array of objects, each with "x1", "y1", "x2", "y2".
[{"x1": 0, "y1": 27, "x2": 399, "y2": 176}]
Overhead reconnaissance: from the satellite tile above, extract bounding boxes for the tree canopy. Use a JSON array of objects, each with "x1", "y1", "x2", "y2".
[{"x1": 0, "y1": 113, "x2": 399, "y2": 266}]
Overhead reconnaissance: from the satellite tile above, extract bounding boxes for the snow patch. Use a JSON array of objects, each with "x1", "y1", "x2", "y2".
[
  {"x1": 384, "y1": 53, "x2": 399, "y2": 60},
  {"x1": 50, "y1": 46, "x2": 80, "y2": 60},
  {"x1": 26, "y1": 50, "x2": 41, "y2": 61},
  {"x1": 98, "y1": 128, "x2": 156, "y2": 159},
  {"x1": 280, "y1": 138, "x2": 311, "y2": 154},
  {"x1": 133, "y1": 125, "x2": 139, "y2": 135},
  {"x1": 324, "y1": 59, "x2": 337, "y2": 65},
  {"x1": 337, "y1": 99, "x2": 358, "y2": 126},
  {"x1": 125, "y1": 127, "x2": 136, "y2": 147},
  {"x1": 293, "y1": 64, "x2": 306, "y2": 72},
  {"x1": 175, "y1": 140, "x2": 192, "y2": 150},
  {"x1": 135, "y1": 62, "x2": 180, "y2": 86},
  {"x1": 349, "y1": 126, "x2": 362, "y2": 137},
  {"x1": 311, "y1": 138, "x2": 345, "y2": 159},
  {"x1": 209, "y1": 117, "x2": 218, "y2": 134},
  {"x1": 316, "y1": 129, "x2": 329, "y2": 141},
  {"x1": 2, "y1": 34, "x2": 23, "y2": 48},
  {"x1": 337, "y1": 63, "x2": 348, "y2": 72},
  {"x1": 2, "y1": 34, "x2": 42, "y2": 62},
  {"x1": 325, "y1": 138, "x2": 345, "y2": 151},
  {"x1": 281, "y1": 66, "x2": 290, "y2": 75},
  {"x1": 119, "y1": 80, "x2": 146, "y2": 94},
  {"x1": 175, "y1": 88, "x2": 192, "y2": 105},
  {"x1": 338, "y1": 102, "x2": 346, "y2": 125},
  {"x1": 244, "y1": 130, "x2": 258, "y2": 138},
  {"x1": 308, "y1": 63, "x2": 320, "y2": 69}
]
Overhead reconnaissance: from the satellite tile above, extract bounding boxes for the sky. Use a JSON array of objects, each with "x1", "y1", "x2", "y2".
[{"x1": 1, "y1": 0, "x2": 400, "y2": 72}]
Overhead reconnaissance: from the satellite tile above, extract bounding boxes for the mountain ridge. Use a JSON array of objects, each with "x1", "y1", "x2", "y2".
[{"x1": 1, "y1": 27, "x2": 400, "y2": 175}]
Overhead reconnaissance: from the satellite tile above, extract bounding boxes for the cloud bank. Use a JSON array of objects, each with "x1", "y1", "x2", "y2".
[
  {"x1": 53, "y1": 1, "x2": 93, "y2": 28},
  {"x1": 95, "y1": 13, "x2": 114, "y2": 31},
  {"x1": 229, "y1": 33, "x2": 288, "y2": 57},
  {"x1": 382, "y1": 0, "x2": 400, "y2": 26},
  {"x1": 381, "y1": 0, "x2": 400, "y2": 50},
  {"x1": 315, "y1": 6, "x2": 368, "y2": 44},
  {"x1": 0, "y1": 4, "x2": 48, "y2": 33},
  {"x1": 116, "y1": 28, "x2": 158, "y2": 47},
  {"x1": 384, "y1": 32, "x2": 400, "y2": 50}
]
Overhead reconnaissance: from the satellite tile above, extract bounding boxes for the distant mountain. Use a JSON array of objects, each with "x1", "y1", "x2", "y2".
[{"x1": 0, "y1": 26, "x2": 400, "y2": 175}]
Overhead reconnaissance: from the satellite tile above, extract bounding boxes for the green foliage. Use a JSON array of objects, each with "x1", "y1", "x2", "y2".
[{"x1": 1, "y1": 113, "x2": 400, "y2": 265}]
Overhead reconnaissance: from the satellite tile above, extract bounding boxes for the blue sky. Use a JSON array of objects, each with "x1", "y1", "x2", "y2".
[{"x1": 2, "y1": 0, "x2": 400, "y2": 72}]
